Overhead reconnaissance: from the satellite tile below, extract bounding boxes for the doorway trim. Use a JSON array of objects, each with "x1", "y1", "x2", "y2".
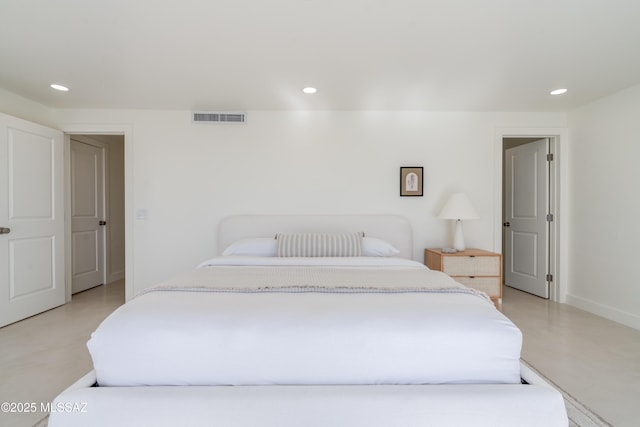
[
  {"x1": 62, "y1": 124, "x2": 134, "y2": 303},
  {"x1": 495, "y1": 127, "x2": 569, "y2": 303}
]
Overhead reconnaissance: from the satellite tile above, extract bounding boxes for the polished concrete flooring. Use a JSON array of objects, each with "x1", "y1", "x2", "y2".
[
  {"x1": 1, "y1": 281, "x2": 638, "y2": 427},
  {"x1": 502, "y1": 286, "x2": 640, "y2": 427},
  {"x1": 0, "y1": 280, "x2": 125, "y2": 427}
]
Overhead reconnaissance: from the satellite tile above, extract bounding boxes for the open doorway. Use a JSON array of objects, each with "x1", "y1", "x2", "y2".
[
  {"x1": 502, "y1": 136, "x2": 557, "y2": 300},
  {"x1": 68, "y1": 134, "x2": 125, "y2": 295}
]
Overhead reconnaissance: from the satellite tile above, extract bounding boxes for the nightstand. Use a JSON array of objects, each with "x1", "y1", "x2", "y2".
[{"x1": 424, "y1": 248, "x2": 502, "y2": 307}]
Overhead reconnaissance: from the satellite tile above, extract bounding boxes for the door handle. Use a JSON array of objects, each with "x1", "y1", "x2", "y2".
[
  {"x1": 503, "y1": 222, "x2": 511, "y2": 227},
  {"x1": 99, "y1": 221, "x2": 107, "y2": 226},
  {"x1": 0, "y1": 227, "x2": 10, "y2": 234}
]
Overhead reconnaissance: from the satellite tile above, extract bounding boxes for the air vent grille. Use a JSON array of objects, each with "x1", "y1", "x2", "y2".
[{"x1": 192, "y1": 112, "x2": 247, "y2": 124}]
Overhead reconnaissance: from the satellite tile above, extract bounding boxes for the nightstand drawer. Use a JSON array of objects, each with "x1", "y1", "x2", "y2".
[
  {"x1": 442, "y1": 256, "x2": 500, "y2": 276},
  {"x1": 455, "y1": 277, "x2": 501, "y2": 297}
]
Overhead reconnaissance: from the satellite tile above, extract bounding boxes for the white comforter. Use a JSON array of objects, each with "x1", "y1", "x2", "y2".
[{"x1": 88, "y1": 257, "x2": 522, "y2": 386}]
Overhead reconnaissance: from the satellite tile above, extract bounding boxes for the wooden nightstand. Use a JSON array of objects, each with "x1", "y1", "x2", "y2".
[{"x1": 424, "y1": 248, "x2": 502, "y2": 307}]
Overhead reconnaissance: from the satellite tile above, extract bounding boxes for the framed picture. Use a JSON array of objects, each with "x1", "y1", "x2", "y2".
[{"x1": 400, "y1": 167, "x2": 423, "y2": 197}]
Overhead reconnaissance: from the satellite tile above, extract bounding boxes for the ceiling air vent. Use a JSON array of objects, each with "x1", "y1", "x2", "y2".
[{"x1": 192, "y1": 111, "x2": 247, "y2": 124}]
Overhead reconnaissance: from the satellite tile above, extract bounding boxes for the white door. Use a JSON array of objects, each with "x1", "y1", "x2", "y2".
[
  {"x1": 70, "y1": 139, "x2": 106, "y2": 294},
  {"x1": 504, "y1": 138, "x2": 550, "y2": 298},
  {"x1": 0, "y1": 113, "x2": 65, "y2": 327}
]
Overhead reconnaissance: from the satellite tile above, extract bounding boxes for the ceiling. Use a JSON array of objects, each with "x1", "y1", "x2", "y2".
[{"x1": 2, "y1": 0, "x2": 639, "y2": 112}]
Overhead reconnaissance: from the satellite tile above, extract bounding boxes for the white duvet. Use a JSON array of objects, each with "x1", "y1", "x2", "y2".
[{"x1": 88, "y1": 257, "x2": 522, "y2": 386}]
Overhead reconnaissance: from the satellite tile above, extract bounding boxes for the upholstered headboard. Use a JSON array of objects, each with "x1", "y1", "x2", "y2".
[{"x1": 218, "y1": 215, "x2": 413, "y2": 260}]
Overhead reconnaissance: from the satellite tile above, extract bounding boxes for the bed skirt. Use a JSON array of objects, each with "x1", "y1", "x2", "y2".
[{"x1": 48, "y1": 368, "x2": 568, "y2": 427}]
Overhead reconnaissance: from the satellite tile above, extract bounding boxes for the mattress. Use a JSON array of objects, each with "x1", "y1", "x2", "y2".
[{"x1": 87, "y1": 257, "x2": 522, "y2": 386}]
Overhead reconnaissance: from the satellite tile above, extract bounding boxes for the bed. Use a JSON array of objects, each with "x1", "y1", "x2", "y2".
[{"x1": 49, "y1": 215, "x2": 567, "y2": 426}]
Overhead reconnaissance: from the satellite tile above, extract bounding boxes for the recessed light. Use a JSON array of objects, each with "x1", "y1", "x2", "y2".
[
  {"x1": 302, "y1": 87, "x2": 317, "y2": 94},
  {"x1": 550, "y1": 88, "x2": 567, "y2": 95},
  {"x1": 50, "y1": 84, "x2": 69, "y2": 92}
]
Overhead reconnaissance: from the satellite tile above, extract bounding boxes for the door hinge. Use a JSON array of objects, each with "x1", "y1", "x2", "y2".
[
  {"x1": 547, "y1": 153, "x2": 554, "y2": 161},
  {"x1": 546, "y1": 213, "x2": 553, "y2": 221},
  {"x1": 546, "y1": 274, "x2": 553, "y2": 282}
]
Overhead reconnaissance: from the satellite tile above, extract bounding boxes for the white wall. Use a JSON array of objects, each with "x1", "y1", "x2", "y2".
[
  {"x1": 53, "y1": 109, "x2": 566, "y2": 296},
  {"x1": 0, "y1": 87, "x2": 54, "y2": 126},
  {"x1": 106, "y1": 136, "x2": 126, "y2": 282},
  {"x1": 9, "y1": 86, "x2": 640, "y2": 331},
  {"x1": 567, "y1": 84, "x2": 640, "y2": 330}
]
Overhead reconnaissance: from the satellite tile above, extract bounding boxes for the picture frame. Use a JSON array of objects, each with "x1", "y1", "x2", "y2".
[{"x1": 400, "y1": 167, "x2": 423, "y2": 197}]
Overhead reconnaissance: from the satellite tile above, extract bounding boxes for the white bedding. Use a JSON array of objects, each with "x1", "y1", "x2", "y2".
[{"x1": 88, "y1": 257, "x2": 522, "y2": 387}]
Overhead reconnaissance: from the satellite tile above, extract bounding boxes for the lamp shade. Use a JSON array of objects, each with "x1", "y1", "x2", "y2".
[{"x1": 438, "y1": 193, "x2": 479, "y2": 220}]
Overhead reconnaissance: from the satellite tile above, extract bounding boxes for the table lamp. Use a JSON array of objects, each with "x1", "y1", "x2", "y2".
[{"x1": 438, "y1": 193, "x2": 479, "y2": 252}]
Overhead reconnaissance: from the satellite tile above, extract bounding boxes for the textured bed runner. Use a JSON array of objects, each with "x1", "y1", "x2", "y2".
[{"x1": 137, "y1": 266, "x2": 491, "y2": 301}]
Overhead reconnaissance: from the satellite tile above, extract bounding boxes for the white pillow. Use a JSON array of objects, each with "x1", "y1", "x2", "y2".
[
  {"x1": 362, "y1": 237, "x2": 400, "y2": 257},
  {"x1": 222, "y1": 237, "x2": 277, "y2": 256}
]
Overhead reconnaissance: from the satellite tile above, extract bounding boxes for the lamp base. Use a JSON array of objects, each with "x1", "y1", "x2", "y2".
[{"x1": 453, "y1": 219, "x2": 466, "y2": 252}]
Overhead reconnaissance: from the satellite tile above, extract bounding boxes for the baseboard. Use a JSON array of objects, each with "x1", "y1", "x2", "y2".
[{"x1": 566, "y1": 294, "x2": 640, "y2": 331}]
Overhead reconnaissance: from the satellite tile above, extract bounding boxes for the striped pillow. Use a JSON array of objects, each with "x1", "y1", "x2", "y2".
[{"x1": 276, "y1": 232, "x2": 364, "y2": 257}]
